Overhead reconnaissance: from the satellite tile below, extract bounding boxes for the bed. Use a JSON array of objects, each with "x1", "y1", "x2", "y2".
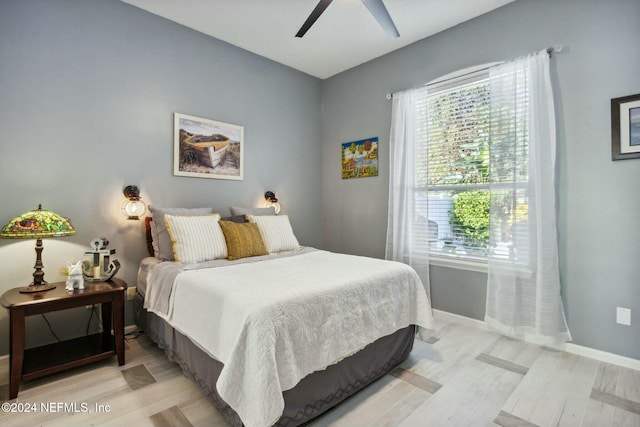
[{"x1": 134, "y1": 208, "x2": 434, "y2": 427}]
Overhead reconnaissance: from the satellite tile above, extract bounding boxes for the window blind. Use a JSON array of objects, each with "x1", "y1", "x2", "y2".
[{"x1": 413, "y1": 66, "x2": 530, "y2": 261}]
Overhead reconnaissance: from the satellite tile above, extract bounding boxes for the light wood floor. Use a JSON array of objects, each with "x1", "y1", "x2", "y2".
[{"x1": 1, "y1": 312, "x2": 639, "y2": 427}]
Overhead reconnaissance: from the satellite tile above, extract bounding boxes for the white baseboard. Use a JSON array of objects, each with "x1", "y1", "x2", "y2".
[
  {"x1": 2, "y1": 313, "x2": 637, "y2": 372},
  {"x1": 563, "y1": 343, "x2": 640, "y2": 371},
  {"x1": 433, "y1": 309, "x2": 489, "y2": 330},
  {"x1": 432, "y1": 309, "x2": 640, "y2": 371},
  {"x1": 125, "y1": 324, "x2": 138, "y2": 335}
]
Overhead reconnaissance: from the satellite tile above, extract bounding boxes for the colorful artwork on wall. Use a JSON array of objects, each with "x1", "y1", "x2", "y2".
[{"x1": 341, "y1": 137, "x2": 378, "y2": 179}]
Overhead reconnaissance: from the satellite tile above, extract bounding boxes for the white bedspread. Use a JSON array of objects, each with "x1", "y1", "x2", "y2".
[{"x1": 145, "y1": 249, "x2": 433, "y2": 427}]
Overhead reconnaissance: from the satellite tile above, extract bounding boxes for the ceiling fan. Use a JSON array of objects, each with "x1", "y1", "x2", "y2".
[{"x1": 295, "y1": 0, "x2": 400, "y2": 39}]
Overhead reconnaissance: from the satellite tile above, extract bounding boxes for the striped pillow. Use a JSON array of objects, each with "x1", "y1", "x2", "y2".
[
  {"x1": 218, "y1": 221, "x2": 268, "y2": 260},
  {"x1": 149, "y1": 205, "x2": 215, "y2": 260},
  {"x1": 164, "y1": 214, "x2": 227, "y2": 263},
  {"x1": 247, "y1": 214, "x2": 300, "y2": 253}
]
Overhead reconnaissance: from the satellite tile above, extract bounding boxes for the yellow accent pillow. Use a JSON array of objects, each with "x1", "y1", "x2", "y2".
[{"x1": 218, "y1": 220, "x2": 268, "y2": 260}]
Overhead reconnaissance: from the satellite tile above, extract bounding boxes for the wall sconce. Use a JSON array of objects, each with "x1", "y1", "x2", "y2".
[
  {"x1": 264, "y1": 191, "x2": 281, "y2": 214},
  {"x1": 122, "y1": 185, "x2": 147, "y2": 220}
]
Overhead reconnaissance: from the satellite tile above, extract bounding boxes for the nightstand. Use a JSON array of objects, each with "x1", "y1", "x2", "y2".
[{"x1": 0, "y1": 278, "x2": 126, "y2": 399}]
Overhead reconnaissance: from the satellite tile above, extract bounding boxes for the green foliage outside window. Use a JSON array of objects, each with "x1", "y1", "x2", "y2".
[
  {"x1": 420, "y1": 74, "x2": 529, "y2": 259},
  {"x1": 450, "y1": 190, "x2": 490, "y2": 251}
]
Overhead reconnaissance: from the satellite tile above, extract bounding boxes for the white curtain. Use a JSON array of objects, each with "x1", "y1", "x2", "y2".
[
  {"x1": 386, "y1": 88, "x2": 431, "y2": 296},
  {"x1": 485, "y1": 50, "x2": 571, "y2": 345}
]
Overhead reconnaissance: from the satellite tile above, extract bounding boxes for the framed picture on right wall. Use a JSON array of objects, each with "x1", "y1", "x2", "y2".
[{"x1": 611, "y1": 93, "x2": 640, "y2": 160}]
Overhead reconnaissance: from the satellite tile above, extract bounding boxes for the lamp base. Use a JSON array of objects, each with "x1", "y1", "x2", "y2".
[{"x1": 19, "y1": 282, "x2": 56, "y2": 293}]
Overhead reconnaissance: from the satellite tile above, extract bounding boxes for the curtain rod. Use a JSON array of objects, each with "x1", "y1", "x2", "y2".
[{"x1": 386, "y1": 45, "x2": 564, "y2": 100}]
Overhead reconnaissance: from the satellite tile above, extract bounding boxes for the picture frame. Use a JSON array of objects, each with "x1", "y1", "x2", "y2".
[
  {"x1": 174, "y1": 113, "x2": 244, "y2": 179},
  {"x1": 611, "y1": 93, "x2": 640, "y2": 161},
  {"x1": 341, "y1": 137, "x2": 378, "y2": 179}
]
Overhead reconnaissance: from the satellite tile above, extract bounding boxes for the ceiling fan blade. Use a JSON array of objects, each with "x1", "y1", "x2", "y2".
[
  {"x1": 361, "y1": 0, "x2": 400, "y2": 38},
  {"x1": 296, "y1": 0, "x2": 334, "y2": 38}
]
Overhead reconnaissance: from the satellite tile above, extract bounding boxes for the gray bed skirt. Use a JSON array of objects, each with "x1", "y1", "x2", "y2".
[{"x1": 134, "y1": 292, "x2": 415, "y2": 426}]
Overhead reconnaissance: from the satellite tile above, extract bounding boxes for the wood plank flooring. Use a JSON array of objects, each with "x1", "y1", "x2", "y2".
[{"x1": 0, "y1": 311, "x2": 638, "y2": 426}]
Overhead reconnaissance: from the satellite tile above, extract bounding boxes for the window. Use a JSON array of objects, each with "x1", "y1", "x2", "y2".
[
  {"x1": 413, "y1": 67, "x2": 529, "y2": 263},
  {"x1": 388, "y1": 50, "x2": 569, "y2": 342}
]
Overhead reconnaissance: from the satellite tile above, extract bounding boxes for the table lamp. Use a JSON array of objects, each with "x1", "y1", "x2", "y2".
[{"x1": 0, "y1": 204, "x2": 76, "y2": 293}]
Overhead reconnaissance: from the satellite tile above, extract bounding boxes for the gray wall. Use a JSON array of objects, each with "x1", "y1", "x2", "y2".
[
  {"x1": 322, "y1": 0, "x2": 640, "y2": 359},
  {"x1": 0, "y1": 0, "x2": 322, "y2": 354},
  {"x1": 1, "y1": 0, "x2": 638, "y2": 362}
]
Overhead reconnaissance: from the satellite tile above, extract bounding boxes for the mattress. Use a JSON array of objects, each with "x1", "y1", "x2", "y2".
[
  {"x1": 136, "y1": 256, "x2": 160, "y2": 297},
  {"x1": 136, "y1": 294, "x2": 416, "y2": 426},
  {"x1": 137, "y1": 248, "x2": 433, "y2": 427}
]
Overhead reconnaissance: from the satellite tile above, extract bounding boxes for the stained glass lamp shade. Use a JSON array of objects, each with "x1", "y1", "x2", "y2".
[{"x1": 0, "y1": 204, "x2": 76, "y2": 293}]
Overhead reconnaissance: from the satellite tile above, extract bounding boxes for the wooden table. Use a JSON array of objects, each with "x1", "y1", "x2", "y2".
[{"x1": 0, "y1": 278, "x2": 127, "y2": 399}]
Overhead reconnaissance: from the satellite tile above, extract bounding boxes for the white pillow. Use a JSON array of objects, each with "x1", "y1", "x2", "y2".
[
  {"x1": 247, "y1": 214, "x2": 300, "y2": 253},
  {"x1": 149, "y1": 205, "x2": 215, "y2": 260},
  {"x1": 164, "y1": 214, "x2": 227, "y2": 263}
]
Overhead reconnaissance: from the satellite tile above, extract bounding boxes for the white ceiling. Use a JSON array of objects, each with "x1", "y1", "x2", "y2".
[{"x1": 121, "y1": 0, "x2": 514, "y2": 79}]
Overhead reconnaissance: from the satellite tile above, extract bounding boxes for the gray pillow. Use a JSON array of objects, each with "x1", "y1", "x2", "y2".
[
  {"x1": 148, "y1": 205, "x2": 215, "y2": 260},
  {"x1": 220, "y1": 215, "x2": 248, "y2": 223},
  {"x1": 229, "y1": 206, "x2": 276, "y2": 216}
]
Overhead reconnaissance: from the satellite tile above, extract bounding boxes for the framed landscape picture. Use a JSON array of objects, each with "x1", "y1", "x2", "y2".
[
  {"x1": 341, "y1": 137, "x2": 378, "y2": 179},
  {"x1": 611, "y1": 93, "x2": 640, "y2": 161},
  {"x1": 174, "y1": 113, "x2": 244, "y2": 179}
]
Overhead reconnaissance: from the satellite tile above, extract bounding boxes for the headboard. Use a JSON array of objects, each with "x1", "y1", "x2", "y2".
[{"x1": 144, "y1": 217, "x2": 154, "y2": 257}]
